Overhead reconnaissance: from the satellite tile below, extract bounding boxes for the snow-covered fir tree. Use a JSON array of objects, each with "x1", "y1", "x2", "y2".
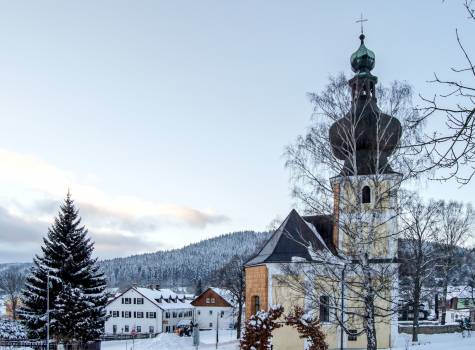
[{"x1": 21, "y1": 193, "x2": 108, "y2": 341}]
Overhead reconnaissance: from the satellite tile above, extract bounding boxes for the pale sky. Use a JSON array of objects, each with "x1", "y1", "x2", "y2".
[{"x1": 0, "y1": 0, "x2": 473, "y2": 262}]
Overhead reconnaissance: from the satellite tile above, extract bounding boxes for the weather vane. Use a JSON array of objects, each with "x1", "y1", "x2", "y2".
[{"x1": 356, "y1": 13, "x2": 368, "y2": 34}]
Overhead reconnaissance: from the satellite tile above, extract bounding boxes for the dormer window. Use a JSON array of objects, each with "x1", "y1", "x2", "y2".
[{"x1": 362, "y1": 186, "x2": 371, "y2": 204}]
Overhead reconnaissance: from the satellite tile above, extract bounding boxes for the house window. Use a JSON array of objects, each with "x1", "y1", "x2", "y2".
[
  {"x1": 362, "y1": 186, "x2": 371, "y2": 204},
  {"x1": 112, "y1": 311, "x2": 119, "y2": 317},
  {"x1": 136, "y1": 312, "x2": 144, "y2": 318},
  {"x1": 149, "y1": 326, "x2": 154, "y2": 333},
  {"x1": 147, "y1": 312, "x2": 157, "y2": 318},
  {"x1": 211, "y1": 298, "x2": 216, "y2": 304},
  {"x1": 124, "y1": 325, "x2": 129, "y2": 333},
  {"x1": 122, "y1": 297, "x2": 131, "y2": 304},
  {"x1": 112, "y1": 325, "x2": 117, "y2": 334},
  {"x1": 348, "y1": 330, "x2": 358, "y2": 341},
  {"x1": 172, "y1": 312, "x2": 177, "y2": 318},
  {"x1": 165, "y1": 312, "x2": 170, "y2": 319},
  {"x1": 206, "y1": 297, "x2": 210, "y2": 304},
  {"x1": 136, "y1": 326, "x2": 141, "y2": 333},
  {"x1": 209, "y1": 323, "x2": 213, "y2": 328},
  {"x1": 253, "y1": 296, "x2": 260, "y2": 314},
  {"x1": 319, "y1": 296, "x2": 330, "y2": 322},
  {"x1": 179, "y1": 312, "x2": 183, "y2": 318},
  {"x1": 136, "y1": 298, "x2": 144, "y2": 304},
  {"x1": 165, "y1": 326, "x2": 170, "y2": 332},
  {"x1": 221, "y1": 311, "x2": 224, "y2": 318}
]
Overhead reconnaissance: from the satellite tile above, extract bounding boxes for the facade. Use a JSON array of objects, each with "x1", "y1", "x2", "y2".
[
  {"x1": 245, "y1": 33, "x2": 401, "y2": 350},
  {"x1": 191, "y1": 287, "x2": 234, "y2": 330},
  {"x1": 105, "y1": 286, "x2": 193, "y2": 335}
]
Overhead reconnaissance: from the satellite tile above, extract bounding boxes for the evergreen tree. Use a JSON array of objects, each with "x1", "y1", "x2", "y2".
[
  {"x1": 195, "y1": 279, "x2": 203, "y2": 296},
  {"x1": 21, "y1": 193, "x2": 108, "y2": 341}
]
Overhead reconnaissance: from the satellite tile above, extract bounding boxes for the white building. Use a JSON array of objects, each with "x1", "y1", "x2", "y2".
[
  {"x1": 105, "y1": 286, "x2": 193, "y2": 335},
  {"x1": 191, "y1": 287, "x2": 235, "y2": 330}
]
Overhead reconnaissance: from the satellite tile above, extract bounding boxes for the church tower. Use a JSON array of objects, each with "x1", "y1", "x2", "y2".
[{"x1": 329, "y1": 33, "x2": 402, "y2": 261}]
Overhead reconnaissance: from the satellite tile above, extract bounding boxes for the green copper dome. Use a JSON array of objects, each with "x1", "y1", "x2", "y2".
[{"x1": 350, "y1": 34, "x2": 375, "y2": 74}]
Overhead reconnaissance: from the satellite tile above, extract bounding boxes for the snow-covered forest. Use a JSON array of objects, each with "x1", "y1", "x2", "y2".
[
  {"x1": 98, "y1": 231, "x2": 271, "y2": 289},
  {"x1": 0, "y1": 233, "x2": 472, "y2": 291}
]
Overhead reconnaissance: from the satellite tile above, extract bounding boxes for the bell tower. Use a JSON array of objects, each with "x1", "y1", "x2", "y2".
[{"x1": 329, "y1": 33, "x2": 402, "y2": 260}]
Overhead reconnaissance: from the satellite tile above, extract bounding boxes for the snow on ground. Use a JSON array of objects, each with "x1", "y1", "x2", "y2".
[
  {"x1": 101, "y1": 330, "x2": 239, "y2": 350},
  {"x1": 393, "y1": 332, "x2": 474, "y2": 350},
  {"x1": 101, "y1": 331, "x2": 474, "y2": 350}
]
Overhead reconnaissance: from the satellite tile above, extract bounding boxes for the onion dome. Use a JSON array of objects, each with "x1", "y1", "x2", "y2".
[
  {"x1": 329, "y1": 34, "x2": 402, "y2": 176},
  {"x1": 350, "y1": 34, "x2": 375, "y2": 76}
]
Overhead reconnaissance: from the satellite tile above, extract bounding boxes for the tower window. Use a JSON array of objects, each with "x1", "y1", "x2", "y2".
[
  {"x1": 319, "y1": 295, "x2": 330, "y2": 322},
  {"x1": 362, "y1": 186, "x2": 371, "y2": 204},
  {"x1": 253, "y1": 295, "x2": 260, "y2": 314}
]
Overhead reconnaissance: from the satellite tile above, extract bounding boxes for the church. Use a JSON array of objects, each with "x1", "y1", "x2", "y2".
[{"x1": 245, "y1": 32, "x2": 402, "y2": 350}]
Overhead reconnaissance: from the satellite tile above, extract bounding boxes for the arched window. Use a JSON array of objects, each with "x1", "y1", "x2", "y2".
[
  {"x1": 362, "y1": 186, "x2": 371, "y2": 204},
  {"x1": 253, "y1": 295, "x2": 260, "y2": 314}
]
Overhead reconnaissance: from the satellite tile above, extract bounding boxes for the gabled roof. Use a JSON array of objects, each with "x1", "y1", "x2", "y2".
[
  {"x1": 245, "y1": 209, "x2": 336, "y2": 266},
  {"x1": 191, "y1": 287, "x2": 233, "y2": 307},
  {"x1": 107, "y1": 286, "x2": 192, "y2": 311},
  {"x1": 210, "y1": 287, "x2": 235, "y2": 306}
]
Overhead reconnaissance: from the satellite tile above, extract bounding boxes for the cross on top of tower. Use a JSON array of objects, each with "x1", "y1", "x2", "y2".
[{"x1": 356, "y1": 13, "x2": 368, "y2": 35}]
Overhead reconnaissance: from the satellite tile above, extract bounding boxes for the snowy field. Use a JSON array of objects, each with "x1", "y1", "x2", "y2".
[
  {"x1": 99, "y1": 331, "x2": 475, "y2": 350},
  {"x1": 101, "y1": 330, "x2": 239, "y2": 350},
  {"x1": 393, "y1": 332, "x2": 474, "y2": 350}
]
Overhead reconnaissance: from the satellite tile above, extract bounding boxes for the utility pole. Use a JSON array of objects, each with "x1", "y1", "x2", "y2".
[
  {"x1": 340, "y1": 264, "x2": 346, "y2": 350},
  {"x1": 215, "y1": 311, "x2": 219, "y2": 349}
]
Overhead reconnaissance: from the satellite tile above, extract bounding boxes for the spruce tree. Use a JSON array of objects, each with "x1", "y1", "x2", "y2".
[{"x1": 21, "y1": 193, "x2": 108, "y2": 341}]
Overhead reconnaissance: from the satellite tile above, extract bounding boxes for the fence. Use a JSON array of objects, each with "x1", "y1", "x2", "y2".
[
  {"x1": 101, "y1": 333, "x2": 158, "y2": 341},
  {"x1": 398, "y1": 323, "x2": 475, "y2": 334},
  {"x1": 0, "y1": 341, "x2": 101, "y2": 350}
]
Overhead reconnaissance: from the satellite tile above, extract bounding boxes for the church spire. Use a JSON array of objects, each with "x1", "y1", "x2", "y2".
[
  {"x1": 328, "y1": 32, "x2": 402, "y2": 176},
  {"x1": 349, "y1": 33, "x2": 378, "y2": 101}
]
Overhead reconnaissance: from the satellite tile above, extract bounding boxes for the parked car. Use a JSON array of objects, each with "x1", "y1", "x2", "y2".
[{"x1": 398, "y1": 302, "x2": 430, "y2": 321}]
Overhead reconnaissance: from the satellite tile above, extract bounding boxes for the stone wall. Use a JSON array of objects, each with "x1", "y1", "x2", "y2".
[{"x1": 398, "y1": 323, "x2": 475, "y2": 334}]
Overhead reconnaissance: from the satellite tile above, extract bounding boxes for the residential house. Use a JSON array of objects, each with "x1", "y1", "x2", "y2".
[
  {"x1": 105, "y1": 286, "x2": 193, "y2": 335},
  {"x1": 191, "y1": 287, "x2": 234, "y2": 330}
]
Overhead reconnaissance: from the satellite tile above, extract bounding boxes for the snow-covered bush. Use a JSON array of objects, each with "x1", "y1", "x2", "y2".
[
  {"x1": 240, "y1": 305, "x2": 284, "y2": 350},
  {"x1": 0, "y1": 319, "x2": 27, "y2": 340}
]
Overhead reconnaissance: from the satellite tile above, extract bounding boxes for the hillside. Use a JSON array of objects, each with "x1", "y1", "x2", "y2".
[{"x1": 99, "y1": 230, "x2": 271, "y2": 289}]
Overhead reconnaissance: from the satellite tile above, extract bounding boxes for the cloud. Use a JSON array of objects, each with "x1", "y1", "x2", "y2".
[
  {"x1": 0, "y1": 205, "x2": 164, "y2": 262},
  {"x1": 0, "y1": 149, "x2": 229, "y2": 229},
  {"x1": 0, "y1": 149, "x2": 230, "y2": 262}
]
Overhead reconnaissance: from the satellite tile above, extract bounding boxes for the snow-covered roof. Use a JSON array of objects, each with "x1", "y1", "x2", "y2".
[
  {"x1": 245, "y1": 209, "x2": 336, "y2": 266},
  {"x1": 447, "y1": 286, "x2": 474, "y2": 300},
  {"x1": 160, "y1": 300, "x2": 193, "y2": 310},
  {"x1": 134, "y1": 287, "x2": 191, "y2": 310},
  {"x1": 135, "y1": 287, "x2": 184, "y2": 301},
  {"x1": 210, "y1": 287, "x2": 235, "y2": 306}
]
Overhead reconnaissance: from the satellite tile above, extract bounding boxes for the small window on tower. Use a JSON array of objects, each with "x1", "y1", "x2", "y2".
[
  {"x1": 362, "y1": 186, "x2": 371, "y2": 204},
  {"x1": 253, "y1": 295, "x2": 260, "y2": 314}
]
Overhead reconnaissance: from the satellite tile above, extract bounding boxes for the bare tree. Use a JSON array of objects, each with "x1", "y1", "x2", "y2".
[
  {"x1": 399, "y1": 195, "x2": 441, "y2": 341},
  {"x1": 282, "y1": 38, "x2": 425, "y2": 348},
  {"x1": 0, "y1": 267, "x2": 26, "y2": 320},
  {"x1": 214, "y1": 254, "x2": 246, "y2": 339},
  {"x1": 413, "y1": 1, "x2": 475, "y2": 184},
  {"x1": 438, "y1": 200, "x2": 474, "y2": 325}
]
